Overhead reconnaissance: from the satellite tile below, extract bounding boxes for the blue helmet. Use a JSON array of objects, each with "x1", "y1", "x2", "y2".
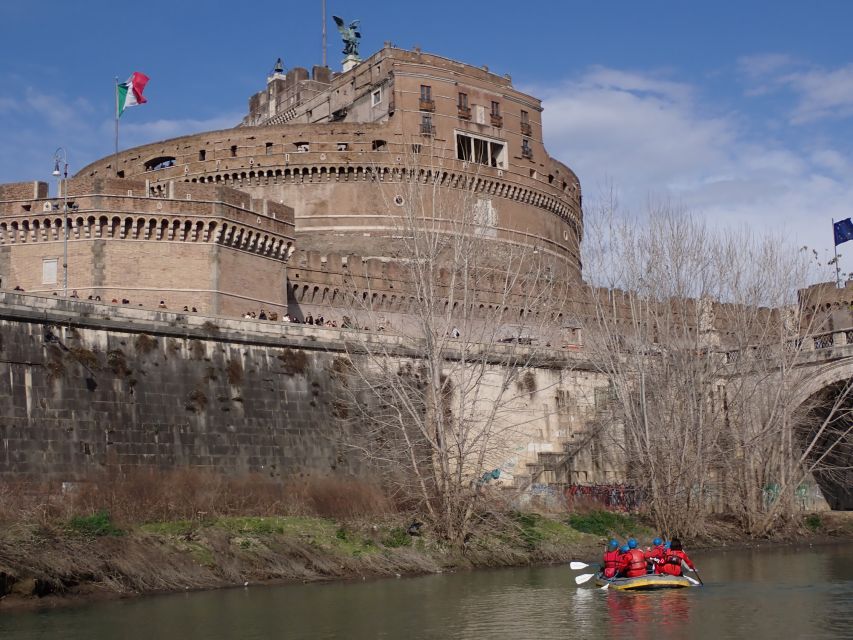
[
  {"x1": 664, "y1": 541, "x2": 671, "y2": 549},
  {"x1": 627, "y1": 538, "x2": 638, "y2": 549},
  {"x1": 620, "y1": 545, "x2": 630, "y2": 554},
  {"x1": 608, "y1": 539, "x2": 619, "y2": 550},
  {"x1": 653, "y1": 537, "x2": 663, "y2": 546}
]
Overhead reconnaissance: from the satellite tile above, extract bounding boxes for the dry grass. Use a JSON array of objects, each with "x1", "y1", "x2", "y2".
[{"x1": 0, "y1": 470, "x2": 395, "y2": 528}]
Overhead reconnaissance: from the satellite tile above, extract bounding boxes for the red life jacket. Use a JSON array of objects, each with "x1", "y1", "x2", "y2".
[
  {"x1": 621, "y1": 549, "x2": 647, "y2": 578},
  {"x1": 660, "y1": 549, "x2": 693, "y2": 576},
  {"x1": 645, "y1": 545, "x2": 666, "y2": 573},
  {"x1": 602, "y1": 550, "x2": 621, "y2": 578}
]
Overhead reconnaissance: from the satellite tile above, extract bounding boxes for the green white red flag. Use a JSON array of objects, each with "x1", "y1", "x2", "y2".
[{"x1": 117, "y1": 72, "x2": 149, "y2": 117}]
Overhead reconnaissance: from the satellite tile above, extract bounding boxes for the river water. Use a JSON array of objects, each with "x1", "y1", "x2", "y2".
[{"x1": 1, "y1": 544, "x2": 851, "y2": 639}]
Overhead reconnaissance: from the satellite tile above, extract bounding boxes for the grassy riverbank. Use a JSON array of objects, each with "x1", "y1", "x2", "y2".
[{"x1": 2, "y1": 508, "x2": 851, "y2": 611}]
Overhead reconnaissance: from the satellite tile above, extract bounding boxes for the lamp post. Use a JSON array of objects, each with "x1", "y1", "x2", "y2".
[{"x1": 52, "y1": 148, "x2": 68, "y2": 297}]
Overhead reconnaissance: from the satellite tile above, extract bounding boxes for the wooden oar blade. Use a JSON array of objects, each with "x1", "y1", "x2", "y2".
[{"x1": 574, "y1": 573, "x2": 595, "y2": 585}]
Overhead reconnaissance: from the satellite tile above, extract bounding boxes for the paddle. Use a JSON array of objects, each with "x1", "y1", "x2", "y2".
[
  {"x1": 574, "y1": 573, "x2": 596, "y2": 585},
  {"x1": 682, "y1": 560, "x2": 704, "y2": 585},
  {"x1": 570, "y1": 561, "x2": 599, "y2": 571}
]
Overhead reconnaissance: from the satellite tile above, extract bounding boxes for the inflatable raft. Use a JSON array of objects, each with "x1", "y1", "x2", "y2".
[{"x1": 595, "y1": 573, "x2": 696, "y2": 591}]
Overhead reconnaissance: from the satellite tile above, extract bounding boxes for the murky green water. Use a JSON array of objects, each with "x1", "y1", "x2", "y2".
[{"x1": 1, "y1": 544, "x2": 851, "y2": 639}]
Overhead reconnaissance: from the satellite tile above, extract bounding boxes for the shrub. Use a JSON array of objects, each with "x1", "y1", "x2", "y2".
[
  {"x1": 804, "y1": 514, "x2": 823, "y2": 531},
  {"x1": 69, "y1": 347, "x2": 100, "y2": 370},
  {"x1": 513, "y1": 512, "x2": 545, "y2": 549},
  {"x1": 382, "y1": 527, "x2": 411, "y2": 548},
  {"x1": 68, "y1": 511, "x2": 123, "y2": 537}
]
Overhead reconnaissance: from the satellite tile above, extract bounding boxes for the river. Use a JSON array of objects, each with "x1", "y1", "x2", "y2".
[{"x1": 1, "y1": 544, "x2": 850, "y2": 639}]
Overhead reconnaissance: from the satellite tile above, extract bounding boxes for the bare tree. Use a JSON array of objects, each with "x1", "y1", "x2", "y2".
[
  {"x1": 582, "y1": 191, "x2": 848, "y2": 536},
  {"x1": 331, "y1": 145, "x2": 575, "y2": 544}
]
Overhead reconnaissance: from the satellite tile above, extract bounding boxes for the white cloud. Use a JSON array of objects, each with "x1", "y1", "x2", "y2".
[
  {"x1": 116, "y1": 115, "x2": 241, "y2": 148},
  {"x1": 539, "y1": 66, "x2": 853, "y2": 277},
  {"x1": 781, "y1": 64, "x2": 853, "y2": 123},
  {"x1": 737, "y1": 55, "x2": 853, "y2": 123}
]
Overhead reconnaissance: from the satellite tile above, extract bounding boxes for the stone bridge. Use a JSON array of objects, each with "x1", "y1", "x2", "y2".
[{"x1": 519, "y1": 325, "x2": 853, "y2": 510}]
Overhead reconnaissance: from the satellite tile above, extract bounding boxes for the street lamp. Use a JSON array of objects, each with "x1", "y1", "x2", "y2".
[{"x1": 52, "y1": 148, "x2": 68, "y2": 297}]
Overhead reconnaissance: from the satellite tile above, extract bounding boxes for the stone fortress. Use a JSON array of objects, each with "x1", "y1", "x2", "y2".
[{"x1": 0, "y1": 41, "x2": 851, "y2": 507}]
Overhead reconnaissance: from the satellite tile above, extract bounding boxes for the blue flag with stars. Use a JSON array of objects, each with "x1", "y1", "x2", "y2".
[{"x1": 835, "y1": 218, "x2": 853, "y2": 246}]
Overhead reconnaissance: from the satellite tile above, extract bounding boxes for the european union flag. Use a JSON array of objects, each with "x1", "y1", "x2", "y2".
[{"x1": 835, "y1": 218, "x2": 853, "y2": 246}]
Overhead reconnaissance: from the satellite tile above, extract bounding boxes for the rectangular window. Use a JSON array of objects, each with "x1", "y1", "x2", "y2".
[
  {"x1": 420, "y1": 85, "x2": 432, "y2": 101},
  {"x1": 421, "y1": 114, "x2": 433, "y2": 135},
  {"x1": 198, "y1": 149, "x2": 206, "y2": 161},
  {"x1": 230, "y1": 145, "x2": 237, "y2": 158},
  {"x1": 491, "y1": 101, "x2": 500, "y2": 116},
  {"x1": 371, "y1": 88, "x2": 382, "y2": 106},
  {"x1": 520, "y1": 110, "x2": 532, "y2": 135},
  {"x1": 411, "y1": 143, "x2": 422, "y2": 154},
  {"x1": 337, "y1": 142, "x2": 349, "y2": 151},
  {"x1": 265, "y1": 142, "x2": 273, "y2": 155},
  {"x1": 42, "y1": 258, "x2": 58, "y2": 285},
  {"x1": 455, "y1": 132, "x2": 506, "y2": 169},
  {"x1": 458, "y1": 92, "x2": 468, "y2": 108}
]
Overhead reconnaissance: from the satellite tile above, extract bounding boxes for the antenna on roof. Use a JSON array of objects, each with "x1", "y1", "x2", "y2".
[{"x1": 322, "y1": 0, "x2": 327, "y2": 68}]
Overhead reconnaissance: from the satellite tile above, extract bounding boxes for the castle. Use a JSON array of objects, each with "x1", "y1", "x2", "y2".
[
  {"x1": 0, "y1": 45, "x2": 850, "y2": 509},
  {"x1": 0, "y1": 45, "x2": 582, "y2": 323}
]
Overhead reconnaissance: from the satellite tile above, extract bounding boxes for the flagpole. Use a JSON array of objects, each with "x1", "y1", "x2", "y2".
[
  {"x1": 322, "y1": 0, "x2": 327, "y2": 67},
  {"x1": 832, "y1": 218, "x2": 841, "y2": 288},
  {"x1": 114, "y1": 76, "x2": 120, "y2": 177}
]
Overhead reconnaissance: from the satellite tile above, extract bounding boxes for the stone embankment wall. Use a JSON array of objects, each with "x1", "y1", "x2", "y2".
[{"x1": 0, "y1": 293, "x2": 619, "y2": 485}]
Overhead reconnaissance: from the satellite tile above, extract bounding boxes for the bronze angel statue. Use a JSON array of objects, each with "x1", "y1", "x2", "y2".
[{"x1": 333, "y1": 15, "x2": 361, "y2": 57}]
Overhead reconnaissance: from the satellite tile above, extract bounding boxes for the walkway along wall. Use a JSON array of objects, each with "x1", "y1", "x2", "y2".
[{"x1": 0, "y1": 293, "x2": 620, "y2": 485}]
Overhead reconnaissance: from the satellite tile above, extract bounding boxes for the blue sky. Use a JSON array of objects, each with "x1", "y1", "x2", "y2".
[{"x1": 1, "y1": 0, "x2": 851, "y2": 276}]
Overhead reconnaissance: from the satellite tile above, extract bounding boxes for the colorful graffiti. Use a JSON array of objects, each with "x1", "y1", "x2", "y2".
[{"x1": 564, "y1": 483, "x2": 643, "y2": 511}]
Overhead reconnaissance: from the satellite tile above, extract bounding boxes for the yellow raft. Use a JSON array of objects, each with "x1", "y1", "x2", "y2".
[{"x1": 595, "y1": 574, "x2": 696, "y2": 590}]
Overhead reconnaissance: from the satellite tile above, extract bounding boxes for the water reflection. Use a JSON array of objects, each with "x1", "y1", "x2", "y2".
[{"x1": 0, "y1": 544, "x2": 849, "y2": 640}]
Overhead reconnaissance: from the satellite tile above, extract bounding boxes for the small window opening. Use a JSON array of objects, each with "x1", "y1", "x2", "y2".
[
  {"x1": 491, "y1": 101, "x2": 500, "y2": 116},
  {"x1": 372, "y1": 139, "x2": 387, "y2": 151},
  {"x1": 420, "y1": 85, "x2": 432, "y2": 101},
  {"x1": 411, "y1": 143, "x2": 422, "y2": 154},
  {"x1": 337, "y1": 142, "x2": 349, "y2": 151},
  {"x1": 371, "y1": 88, "x2": 382, "y2": 106},
  {"x1": 521, "y1": 110, "x2": 529, "y2": 123},
  {"x1": 198, "y1": 149, "x2": 206, "y2": 161},
  {"x1": 458, "y1": 92, "x2": 468, "y2": 108},
  {"x1": 265, "y1": 142, "x2": 273, "y2": 155},
  {"x1": 42, "y1": 258, "x2": 58, "y2": 285},
  {"x1": 230, "y1": 145, "x2": 237, "y2": 157},
  {"x1": 294, "y1": 142, "x2": 309, "y2": 152}
]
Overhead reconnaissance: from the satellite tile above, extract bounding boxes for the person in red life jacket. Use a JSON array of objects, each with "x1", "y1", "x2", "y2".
[
  {"x1": 645, "y1": 537, "x2": 666, "y2": 573},
  {"x1": 659, "y1": 537, "x2": 695, "y2": 576},
  {"x1": 618, "y1": 539, "x2": 647, "y2": 578},
  {"x1": 602, "y1": 539, "x2": 621, "y2": 578}
]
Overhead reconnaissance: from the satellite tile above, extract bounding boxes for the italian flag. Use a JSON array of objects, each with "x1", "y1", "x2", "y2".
[{"x1": 117, "y1": 72, "x2": 149, "y2": 117}]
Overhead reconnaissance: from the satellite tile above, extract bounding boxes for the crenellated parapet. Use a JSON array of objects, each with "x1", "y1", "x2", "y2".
[{"x1": 0, "y1": 177, "x2": 295, "y2": 315}]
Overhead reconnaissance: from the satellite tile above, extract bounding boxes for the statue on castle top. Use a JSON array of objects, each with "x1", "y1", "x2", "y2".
[{"x1": 333, "y1": 15, "x2": 361, "y2": 57}]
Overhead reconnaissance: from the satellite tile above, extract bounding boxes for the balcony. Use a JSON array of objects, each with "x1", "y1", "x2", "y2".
[
  {"x1": 419, "y1": 98, "x2": 435, "y2": 112},
  {"x1": 520, "y1": 121, "x2": 532, "y2": 136},
  {"x1": 457, "y1": 105, "x2": 471, "y2": 119},
  {"x1": 490, "y1": 113, "x2": 503, "y2": 127},
  {"x1": 420, "y1": 124, "x2": 436, "y2": 137}
]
